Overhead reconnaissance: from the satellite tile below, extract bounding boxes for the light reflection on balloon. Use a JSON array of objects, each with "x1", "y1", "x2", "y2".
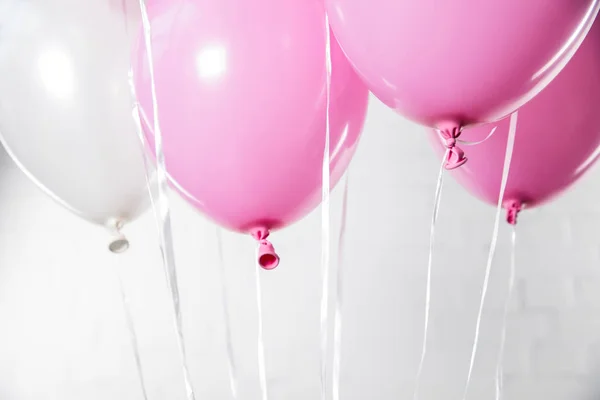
[
  {"x1": 37, "y1": 46, "x2": 75, "y2": 100},
  {"x1": 195, "y1": 45, "x2": 227, "y2": 81}
]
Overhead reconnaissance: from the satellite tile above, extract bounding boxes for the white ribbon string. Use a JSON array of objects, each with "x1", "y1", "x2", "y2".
[
  {"x1": 495, "y1": 226, "x2": 517, "y2": 400},
  {"x1": 458, "y1": 127, "x2": 498, "y2": 146},
  {"x1": 434, "y1": 127, "x2": 497, "y2": 147},
  {"x1": 136, "y1": 2, "x2": 196, "y2": 399},
  {"x1": 413, "y1": 150, "x2": 447, "y2": 400},
  {"x1": 216, "y1": 228, "x2": 239, "y2": 399},
  {"x1": 332, "y1": 173, "x2": 350, "y2": 400},
  {"x1": 255, "y1": 247, "x2": 269, "y2": 400},
  {"x1": 462, "y1": 111, "x2": 518, "y2": 400},
  {"x1": 320, "y1": 13, "x2": 333, "y2": 400},
  {"x1": 114, "y1": 255, "x2": 149, "y2": 400}
]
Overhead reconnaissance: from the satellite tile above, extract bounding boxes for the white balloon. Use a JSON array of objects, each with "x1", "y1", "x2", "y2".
[{"x1": 0, "y1": 0, "x2": 152, "y2": 229}]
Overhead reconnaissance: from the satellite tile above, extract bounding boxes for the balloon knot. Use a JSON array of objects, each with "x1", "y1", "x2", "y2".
[
  {"x1": 439, "y1": 126, "x2": 467, "y2": 170},
  {"x1": 108, "y1": 220, "x2": 129, "y2": 253},
  {"x1": 251, "y1": 228, "x2": 280, "y2": 270},
  {"x1": 109, "y1": 236, "x2": 130, "y2": 253},
  {"x1": 504, "y1": 199, "x2": 522, "y2": 225},
  {"x1": 251, "y1": 228, "x2": 270, "y2": 241}
]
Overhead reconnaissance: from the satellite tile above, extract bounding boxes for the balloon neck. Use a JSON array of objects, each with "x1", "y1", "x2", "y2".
[
  {"x1": 251, "y1": 227, "x2": 280, "y2": 270},
  {"x1": 107, "y1": 220, "x2": 130, "y2": 253},
  {"x1": 504, "y1": 199, "x2": 522, "y2": 226},
  {"x1": 438, "y1": 123, "x2": 467, "y2": 170},
  {"x1": 109, "y1": 236, "x2": 130, "y2": 253}
]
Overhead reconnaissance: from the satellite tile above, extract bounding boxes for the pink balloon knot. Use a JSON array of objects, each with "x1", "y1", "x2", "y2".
[
  {"x1": 504, "y1": 199, "x2": 522, "y2": 225},
  {"x1": 251, "y1": 228, "x2": 280, "y2": 270},
  {"x1": 439, "y1": 126, "x2": 467, "y2": 170}
]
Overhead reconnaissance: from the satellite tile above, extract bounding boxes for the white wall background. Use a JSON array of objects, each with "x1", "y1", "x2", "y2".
[{"x1": 0, "y1": 96, "x2": 599, "y2": 400}]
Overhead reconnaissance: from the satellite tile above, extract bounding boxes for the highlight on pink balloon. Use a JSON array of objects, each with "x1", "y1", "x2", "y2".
[{"x1": 252, "y1": 228, "x2": 279, "y2": 270}]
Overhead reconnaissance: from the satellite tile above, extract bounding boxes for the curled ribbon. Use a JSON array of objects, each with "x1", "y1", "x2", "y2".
[{"x1": 462, "y1": 111, "x2": 518, "y2": 400}]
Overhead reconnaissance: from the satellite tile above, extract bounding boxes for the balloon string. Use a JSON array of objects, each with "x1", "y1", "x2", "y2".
[
  {"x1": 137, "y1": 2, "x2": 196, "y2": 399},
  {"x1": 531, "y1": 0, "x2": 600, "y2": 81},
  {"x1": 254, "y1": 246, "x2": 269, "y2": 400},
  {"x1": 114, "y1": 255, "x2": 149, "y2": 400},
  {"x1": 216, "y1": 228, "x2": 239, "y2": 399},
  {"x1": 332, "y1": 173, "x2": 350, "y2": 400},
  {"x1": 320, "y1": 13, "x2": 333, "y2": 400},
  {"x1": 495, "y1": 226, "x2": 517, "y2": 400},
  {"x1": 435, "y1": 126, "x2": 497, "y2": 147},
  {"x1": 458, "y1": 126, "x2": 498, "y2": 146},
  {"x1": 413, "y1": 150, "x2": 447, "y2": 400},
  {"x1": 462, "y1": 111, "x2": 518, "y2": 400}
]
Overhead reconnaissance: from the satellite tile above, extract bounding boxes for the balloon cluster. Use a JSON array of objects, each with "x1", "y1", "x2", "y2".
[
  {"x1": 327, "y1": 0, "x2": 600, "y2": 223},
  {"x1": 0, "y1": 0, "x2": 599, "y2": 266}
]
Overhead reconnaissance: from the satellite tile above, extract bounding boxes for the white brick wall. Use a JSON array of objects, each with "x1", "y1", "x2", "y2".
[{"x1": 0, "y1": 96, "x2": 599, "y2": 399}]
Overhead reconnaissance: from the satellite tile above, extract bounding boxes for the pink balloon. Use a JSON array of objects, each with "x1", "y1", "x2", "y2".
[
  {"x1": 326, "y1": 0, "x2": 599, "y2": 131},
  {"x1": 428, "y1": 17, "x2": 600, "y2": 224},
  {"x1": 133, "y1": 0, "x2": 369, "y2": 268}
]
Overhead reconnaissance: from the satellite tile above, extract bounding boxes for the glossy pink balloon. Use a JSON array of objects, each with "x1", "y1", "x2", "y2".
[
  {"x1": 327, "y1": 0, "x2": 599, "y2": 130},
  {"x1": 429, "y1": 17, "x2": 600, "y2": 224},
  {"x1": 133, "y1": 0, "x2": 369, "y2": 267}
]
